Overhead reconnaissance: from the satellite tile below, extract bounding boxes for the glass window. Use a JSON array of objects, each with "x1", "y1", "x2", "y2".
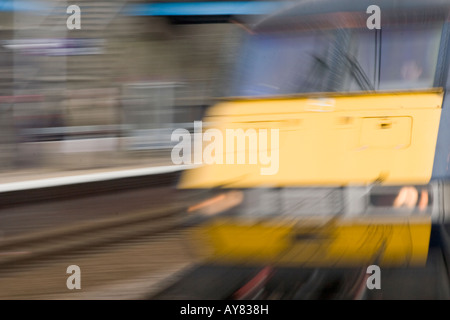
[
  {"x1": 342, "y1": 24, "x2": 442, "y2": 92},
  {"x1": 231, "y1": 30, "x2": 333, "y2": 96},
  {"x1": 378, "y1": 24, "x2": 442, "y2": 91},
  {"x1": 344, "y1": 30, "x2": 377, "y2": 92},
  {"x1": 230, "y1": 22, "x2": 443, "y2": 97}
]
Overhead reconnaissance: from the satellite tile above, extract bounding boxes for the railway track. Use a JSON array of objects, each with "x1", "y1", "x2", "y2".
[
  {"x1": 150, "y1": 264, "x2": 371, "y2": 300},
  {"x1": 0, "y1": 204, "x2": 197, "y2": 273},
  {"x1": 151, "y1": 245, "x2": 450, "y2": 300},
  {"x1": 0, "y1": 228, "x2": 196, "y2": 299},
  {"x1": 0, "y1": 169, "x2": 219, "y2": 299}
]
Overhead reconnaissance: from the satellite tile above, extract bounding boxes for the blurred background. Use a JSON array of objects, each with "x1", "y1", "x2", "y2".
[{"x1": 0, "y1": 0, "x2": 250, "y2": 173}]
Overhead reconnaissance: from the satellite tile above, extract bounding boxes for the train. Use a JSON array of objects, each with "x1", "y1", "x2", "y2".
[{"x1": 177, "y1": 0, "x2": 450, "y2": 268}]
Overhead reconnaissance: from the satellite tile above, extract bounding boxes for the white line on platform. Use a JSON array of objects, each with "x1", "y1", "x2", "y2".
[{"x1": 0, "y1": 164, "x2": 197, "y2": 193}]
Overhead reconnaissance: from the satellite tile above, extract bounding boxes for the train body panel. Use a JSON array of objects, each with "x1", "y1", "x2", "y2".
[
  {"x1": 180, "y1": 91, "x2": 443, "y2": 188},
  {"x1": 432, "y1": 92, "x2": 450, "y2": 179},
  {"x1": 186, "y1": 183, "x2": 441, "y2": 267},
  {"x1": 191, "y1": 216, "x2": 432, "y2": 267}
]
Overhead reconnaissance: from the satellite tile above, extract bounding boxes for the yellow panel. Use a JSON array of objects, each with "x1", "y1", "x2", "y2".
[
  {"x1": 208, "y1": 223, "x2": 292, "y2": 258},
  {"x1": 360, "y1": 117, "x2": 412, "y2": 149},
  {"x1": 179, "y1": 90, "x2": 443, "y2": 188},
  {"x1": 191, "y1": 216, "x2": 432, "y2": 267}
]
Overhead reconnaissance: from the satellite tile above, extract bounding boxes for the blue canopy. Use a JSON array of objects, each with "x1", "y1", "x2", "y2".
[
  {"x1": 0, "y1": 0, "x2": 50, "y2": 12},
  {"x1": 124, "y1": 1, "x2": 288, "y2": 16}
]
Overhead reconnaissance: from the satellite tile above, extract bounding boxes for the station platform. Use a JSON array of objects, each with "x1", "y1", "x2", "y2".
[{"x1": 0, "y1": 154, "x2": 190, "y2": 193}]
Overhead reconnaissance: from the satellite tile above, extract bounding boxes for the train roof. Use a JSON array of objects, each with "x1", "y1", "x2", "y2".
[{"x1": 254, "y1": 0, "x2": 450, "y2": 32}]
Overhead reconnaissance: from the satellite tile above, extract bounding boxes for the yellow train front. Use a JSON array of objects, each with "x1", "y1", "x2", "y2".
[{"x1": 177, "y1": 0, "x2": 450, "y2": 269}]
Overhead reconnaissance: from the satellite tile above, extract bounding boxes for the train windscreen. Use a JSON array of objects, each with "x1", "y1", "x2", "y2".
[{"x1": 230, "y1": 22, "x2": 443, "y2": 96}]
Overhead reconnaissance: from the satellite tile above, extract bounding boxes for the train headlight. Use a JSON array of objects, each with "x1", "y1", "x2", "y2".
[{"x1": 367, "y1": 185, "x2": 434, "y2": 216}]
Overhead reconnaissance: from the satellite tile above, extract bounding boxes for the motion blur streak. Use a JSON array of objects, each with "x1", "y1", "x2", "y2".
[
  {"x1": 2, "y1": 0, "x2": 450, "y2": 300},
  {"x1": 188, "y1": 190, "x2": 243, "y2": 215}
]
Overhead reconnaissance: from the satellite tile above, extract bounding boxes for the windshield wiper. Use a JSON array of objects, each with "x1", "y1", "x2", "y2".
[
  {"x1": 299, "y1": 53, "x2": 333, "y2": 92},
  {"x1": 302, "y1": 52, "x2": 375, "y2": 92},
  {"x1": 343, "y1": 53, "x2": 375, "y2": 91}
]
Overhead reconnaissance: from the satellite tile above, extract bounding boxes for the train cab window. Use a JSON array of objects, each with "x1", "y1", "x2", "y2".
[
  {"x1": 344, "y1": 30, "x2": 377, "y2": 92},
  {"x1": 230, "y1": 30, "x2": 333, "y2": 96},
  {"x1": 230, "y1": 18, "x2": 444, "y2": 97},
  {"x1": 344, "y1": 23, "x2": 442, "y2": 92},
  {"x1": 378, "y1": 24, "x2": 442, "y2": 91}
]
